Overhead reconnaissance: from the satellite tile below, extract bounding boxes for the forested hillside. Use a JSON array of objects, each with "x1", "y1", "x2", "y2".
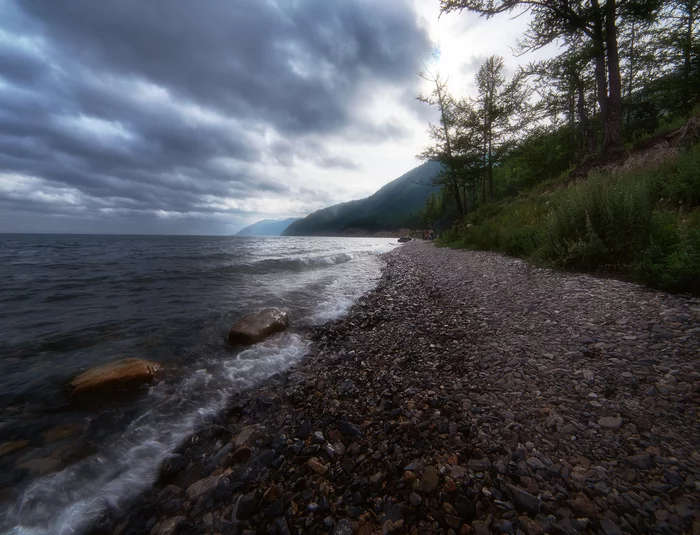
[
  {"x1": 420, "y1": 0, "x2": 700, "y2": 294},
  {"x1": 283, "y1": 161, "x2": 441, "y2": 236}
]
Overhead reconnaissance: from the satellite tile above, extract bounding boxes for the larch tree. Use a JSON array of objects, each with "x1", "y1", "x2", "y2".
[
  {"x1": 417, "y1": 70, "x2": 467, "y2": 216},
  {"x1": 473, "y1": 56, "x2": 531, "y2": 201},
  {"x1": 440, "y1": 0, "x2": 661, "y2": 154}
]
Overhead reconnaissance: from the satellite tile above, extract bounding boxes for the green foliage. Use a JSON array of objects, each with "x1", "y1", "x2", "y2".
[
  {"x1": 637, "y1": 213, "x2": 700, "y2": 293},
  {"x1": 661, "y1": 143, "x2": 700, "y2": 207},
  {"x1": 540, "y1": 173, "x2": 656, "y2": 270},
  {"x1": 440, "y1": 143, "x2": 700, "y2": 295}
]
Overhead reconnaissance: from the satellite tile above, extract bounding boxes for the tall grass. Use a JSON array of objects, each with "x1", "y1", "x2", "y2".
[
  {"x1": 540, "y1": 173, "x2": 655, "y2": 271},
  {"x1": 443, "y1": 144, "x2": 700, "y2": 294}
]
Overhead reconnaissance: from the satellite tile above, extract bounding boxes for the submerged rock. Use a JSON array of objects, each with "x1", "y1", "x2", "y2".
[
  {"x1": 0, "y1": 440, "x2": 28, "y2": 457},
  {"x1": 228, "y1": 308, "x2": 290, "y2": 345},
  {"x1": 69, "y1": 358, "x2": 161, "y2": 401}
]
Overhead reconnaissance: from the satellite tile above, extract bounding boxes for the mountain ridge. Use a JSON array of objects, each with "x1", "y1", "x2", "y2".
[{"x1": 283, "y1": 161, "x2": 441, "y2": 236}]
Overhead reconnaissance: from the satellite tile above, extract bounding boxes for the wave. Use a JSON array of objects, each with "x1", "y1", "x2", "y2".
[
  {"x1": 212, "y1": 252, "x2": 356, "y2": 275},
  {"x1": 213, "y1": 247, "x2": 397, "y2": 276},
  {"x1": 2, "y1": 335, "x2": 309, "y2": 535}
]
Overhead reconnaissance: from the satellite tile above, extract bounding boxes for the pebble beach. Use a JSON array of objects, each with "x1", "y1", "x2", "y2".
[{"x1": 91, "y1": 242, "x2": 700, "y2": 535}]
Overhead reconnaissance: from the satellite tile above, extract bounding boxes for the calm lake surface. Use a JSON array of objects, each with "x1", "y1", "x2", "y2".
[{"x1": 0, "y1": 234, "x2": 398, "y2": 535}]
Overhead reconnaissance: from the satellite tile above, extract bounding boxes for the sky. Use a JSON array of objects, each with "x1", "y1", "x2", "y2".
[{"x1": 0, "y1": 0, "x2": 555, "y2": 234}]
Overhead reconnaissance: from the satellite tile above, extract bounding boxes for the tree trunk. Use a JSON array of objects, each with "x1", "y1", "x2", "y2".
[
  {"x1": 576, "y1": 80, "x2": 594, "y2": 154},
  {"x1": 451, "y1": 177, "x2": 464, "y2": 217},
  {"x1": 461, "y1": 180, "x2": 468, "y2": 215},
  {"x1": 488, "y1": 138, "x2": 494, "y2": 201},
  {"x1": 626, "y1": 21, "x2": 636, "y2": 127},
  {"x1": 482, "y1": 135, "x2": 487, "y2": 203},
  {"x1": 603, "y1": 0, "x2": 623, "y2": 153},
  {"x1": 683, "y1": 1, "x2": 695, "y2": 114}
]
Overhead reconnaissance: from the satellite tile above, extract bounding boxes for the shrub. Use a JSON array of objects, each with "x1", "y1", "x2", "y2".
[
  {"x1": 636, "y1": 214, "x2": 700, "y2": 293},
  {"x1": 539, "y1": 173, "x2": 655, "y2": 271},
  {"x1": 662, "y1": 144, "x2": 700, "y2": 208}
]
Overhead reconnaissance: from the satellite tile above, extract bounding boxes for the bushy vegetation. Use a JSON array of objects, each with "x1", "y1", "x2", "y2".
[
  {"x1": 439, "y1": 144, "x2": 700, "y2": 294},
  {"x1": 419, "y1": 0, "x2": 700, "y2": 294}
]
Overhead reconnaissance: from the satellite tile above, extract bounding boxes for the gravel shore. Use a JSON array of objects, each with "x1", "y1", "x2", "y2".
[{"x1": 93, "y1": 242, "x2": 700, "y2": 535}]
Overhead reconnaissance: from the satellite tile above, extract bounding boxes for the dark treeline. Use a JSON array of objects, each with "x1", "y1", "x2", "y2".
[{"x1": 419, "y1": 0, "x2": 700, "y2": 293}]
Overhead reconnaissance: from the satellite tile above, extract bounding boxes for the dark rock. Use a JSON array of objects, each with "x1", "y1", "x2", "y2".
[
  {"x1": 421, "y1": 467, "x2": 438, "y2": 493},
  {"x1": 507, "y1": 485, "x2": 541, "y2": 515},
  {"x1": 236, "y1": 491, "x2": 258, "y2": 520},
  {"x1": 296, "y1": 421, "x2": 312, "y2": 440},
  {"x1": 337, "y1": 420, "x2": 362, "y2": 438},
  {"x1": 228, "y1": 308, "x2": 289, "y2": 346},
  {"x1": 626, "y1": 453, "x2": 652, "y2": 470},
  {"x1": 468, "y1": 459, "x2": 491, "y2": 472}
]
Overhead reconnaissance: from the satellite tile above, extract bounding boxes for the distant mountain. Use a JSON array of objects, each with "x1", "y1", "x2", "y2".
[
  {"x1": 283, "y1": 161, "x2": 441, "y2": 236},
  {"x1": 236, "y1": 217, "x2": 300, "y2": 236}
]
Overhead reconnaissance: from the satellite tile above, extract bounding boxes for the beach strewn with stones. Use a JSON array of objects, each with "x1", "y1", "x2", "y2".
[{"x1": 91, "y1": 242, "x2": 700, "y2": 535}]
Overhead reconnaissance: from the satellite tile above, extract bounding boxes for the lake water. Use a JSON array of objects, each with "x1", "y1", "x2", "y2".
[{"x1": 0, "y1": 234, "x2": 398, "y2": 535}]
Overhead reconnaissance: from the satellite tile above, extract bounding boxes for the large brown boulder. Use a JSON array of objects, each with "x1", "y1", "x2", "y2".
[
  {"x1": 69, "y1": 358, "x2": 161, "y2": 400},
  {"x1": 228, "y1": 308, "x2": 289, "y2": 346}
]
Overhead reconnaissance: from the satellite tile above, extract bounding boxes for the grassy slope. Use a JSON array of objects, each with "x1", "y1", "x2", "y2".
[{"x1": 440, "y1": 143, "x2": 700, "y2": 295}]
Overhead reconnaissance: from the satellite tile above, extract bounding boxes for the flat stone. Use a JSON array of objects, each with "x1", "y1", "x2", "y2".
[
  {"x1": 0, "y1": 440, "x2": 28, "y2": 457},
  {"x1": 507, "y1": 484, "x2": 541, "y2": 514},
  {"x1": 186, "y1": 475, "x2": 221, "y2": 501},
  {"x1": 69, "y1": 358, "x2": 161, "y2": 400},
  {"x1": 468, "y1": 459, "x2": 491, "y2": 472},
  {"x1": 450, "y1": 464, "x2": 465, "y2": 478},
  {"x1": 626, "y1": 453, "x2": 652, "y2": 469},
  {"x1": 232, "y1": 425, "x2": 257, "y2": 448},
  {"x1": 337, "y1": 420, "x2": 362, "y2": 438},
  {"x1": 598, "y1": 416, "x2": 624, "y2": 431},
  {"x1": 421, "y1": 467, "x2": 438, "y2": 493},
  {"x1": 526, "y1": 457, "x2": 546, "y2": 471},
  {"x1": 308, "y1": 458, "x2": 328, "y2": 475},
  {"x1": 570, "y1": 492, "x2": 599, "y2": 517}
]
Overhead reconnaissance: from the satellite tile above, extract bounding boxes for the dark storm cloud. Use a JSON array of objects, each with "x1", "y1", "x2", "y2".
[{"x1": 0, "y1": 0, "x2": 432, "y2": 232}]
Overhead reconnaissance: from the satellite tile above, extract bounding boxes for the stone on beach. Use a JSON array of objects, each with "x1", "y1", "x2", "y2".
[
  {"x1": 69, "y1": 358, "x2": 161, "y2": 400},
  {"x1": 228, "y1": 308, "x2": 290, "y2": 345}
]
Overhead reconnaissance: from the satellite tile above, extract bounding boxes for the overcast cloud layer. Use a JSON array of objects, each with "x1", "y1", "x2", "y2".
[
  {"x1": 0, "y1": 0, "x2": 442, "y2": 233},
  {"x1": 0, "y1": 0, "x2": 552, "y2": 234}
]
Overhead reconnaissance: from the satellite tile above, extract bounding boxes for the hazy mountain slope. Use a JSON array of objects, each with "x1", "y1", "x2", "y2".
[
  {"x1": 236, "y1": 217, "x2": 300, "y2": 236},
  {"x1": 283, "y1": 161, "x2": 441, "y2": 236}
]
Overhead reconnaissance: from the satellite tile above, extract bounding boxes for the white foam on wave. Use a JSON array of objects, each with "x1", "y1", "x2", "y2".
[
  {"x1": 308, "y1": 253, "x2": 385, "y2": 324},
  {"x1": 3, "y1": 334, "x2": 308, "y2": 535}
]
